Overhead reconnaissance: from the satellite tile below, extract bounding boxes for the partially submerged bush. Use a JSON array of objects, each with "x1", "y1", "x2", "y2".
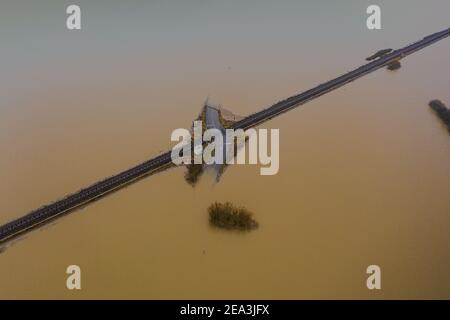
[
  {"x1": 185, "y1": 164, "x2": 204, "y2": 186},
  {"x1": 208, "y1": 202, "x2": 258, "y2": 231},
  {"x1": 387, "y1": 60, "x2": 401, "y2": 71},
  {"x1": 429, "y1": 100, "x2": 450, "y2": 132}
]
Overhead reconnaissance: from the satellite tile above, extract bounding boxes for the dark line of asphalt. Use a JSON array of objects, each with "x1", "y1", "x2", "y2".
[
  {"x1": 1, "y1": 27, "x2": 449, "y2": 246},
  {"x1": 231, "y1": 27, "x2": 450, "y2": 131}
]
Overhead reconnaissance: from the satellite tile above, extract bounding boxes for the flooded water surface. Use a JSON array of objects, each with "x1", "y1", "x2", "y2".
[{"x1": 0, "y1": 1, "x2": 449, "y2": 299}]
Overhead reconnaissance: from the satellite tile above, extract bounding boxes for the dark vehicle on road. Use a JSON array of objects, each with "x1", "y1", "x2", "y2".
[{"x1": 366, "y1": 48, "x2": 393, "y2": 61}]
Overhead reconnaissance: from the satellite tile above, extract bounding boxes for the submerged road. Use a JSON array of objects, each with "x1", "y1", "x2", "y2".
[{"x1": 1, "y1": 27, "x2": 449, "y2": 246}]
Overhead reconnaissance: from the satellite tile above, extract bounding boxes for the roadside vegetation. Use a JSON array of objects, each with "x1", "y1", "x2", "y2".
[
  {"x1": 199, "y1": 106, "x2": 207, "y2": 131},
  {"x1": 208, "y1": 202, "x2": 258, "y2": 231},
  {"x1": 184, "y1": 106, "x2": 206, "y2": 186},
  {"x1": 387, "y1": 60, "x2": 401, "y2": 71},
  {"x1": 185, "y1": 164, "x2": 204, "y2": 185},
  {"x1": 429, "y1": 100, "x2": 450, "y2": 132},
  {"x1": 218, "y1": 109, "x2": 236, "y2": 128}
]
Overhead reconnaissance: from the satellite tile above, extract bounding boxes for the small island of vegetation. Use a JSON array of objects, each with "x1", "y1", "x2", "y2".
[
  {"x1": 208, "y1": 202, "x2": 258, "y2": 231},
  {"x1": 429, "y1": 100, "x2": 450, "y2": 132}
]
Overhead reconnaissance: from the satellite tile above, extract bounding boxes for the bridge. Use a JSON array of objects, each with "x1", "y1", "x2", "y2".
[
  {"x1": 1, "y1": 27, "x2": 449, "y2": 246},
  {"x1": 203, "y1": 104, "x2": 233, "y2": 181}
]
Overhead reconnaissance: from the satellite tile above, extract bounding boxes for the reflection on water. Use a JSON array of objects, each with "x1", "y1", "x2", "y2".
[{"x1": 0, "y1": 1, "x2": 449, "y2": 299}]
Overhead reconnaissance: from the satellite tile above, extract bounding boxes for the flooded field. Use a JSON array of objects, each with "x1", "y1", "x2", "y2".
[{"x1": 0, "y1": 1, "x2": 449, "y2": 299}]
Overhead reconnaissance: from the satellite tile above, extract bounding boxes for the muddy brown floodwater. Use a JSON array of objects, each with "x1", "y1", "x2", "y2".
[{"x1": 0, "y1": 1, "x2": 449, "y2": 299}]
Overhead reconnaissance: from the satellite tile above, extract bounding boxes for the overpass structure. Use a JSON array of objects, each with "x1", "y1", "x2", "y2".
[
  {"x1": 1, "y1": 27, "x2": 449, "y2": 246},
  {"x1": 204, "y1": 105, "x2": 233, "y2": 180}
]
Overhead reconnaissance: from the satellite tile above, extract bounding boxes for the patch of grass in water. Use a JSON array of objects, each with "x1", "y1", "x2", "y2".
[{"x1": 208, "y1": 202, "x2": 258, "y2": 231}]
